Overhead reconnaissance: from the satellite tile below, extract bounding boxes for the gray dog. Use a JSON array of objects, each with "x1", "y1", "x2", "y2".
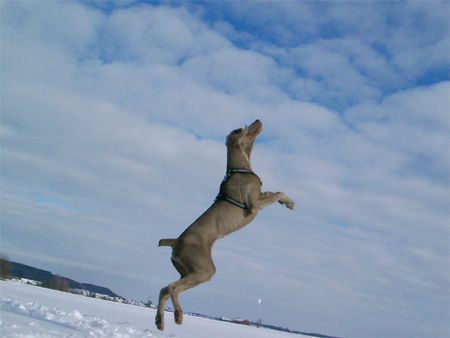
[{"x1": 156, "y1": 119, "x2": 295, "y2": 330}]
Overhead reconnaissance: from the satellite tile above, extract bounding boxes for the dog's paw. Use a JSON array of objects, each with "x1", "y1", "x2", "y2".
[
  {"x1": 279, "y1": 198, "x2": 295, "y2": 210},
  {"x1": 174, "y1": 309, "x2": 183, "y2": 325},
  {"x1": 286, "y1": 201, "x2": 295, "y2": 210},
  {"x1": 155, "y1": 313, "x2": 164, "y2": 331}
]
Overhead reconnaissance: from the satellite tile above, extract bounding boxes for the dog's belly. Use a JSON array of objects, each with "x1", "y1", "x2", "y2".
[
  {"x1": 179, "y1": 201, "x2": 257, "y2": 244},
  {"x1": 216, "y1": 212, "x2": 257, "y2": 238}
]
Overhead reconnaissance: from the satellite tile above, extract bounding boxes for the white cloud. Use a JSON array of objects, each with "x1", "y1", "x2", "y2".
[
  {"x1": 2, "y1": 1, "x2": 102, "y2": 55},
  {"x1": 345, "y1": 82, "x2": 449, "y2": 184},
  {"x1": 283, "y1": 41, "x2": 383, "y2": 106},
  {"x1": 97, "y1": 4, "x2": 230, "y2": 65},
  {"x1": 181, "y1": 48, "x2": 285, "y2": 102},
  {"x1": 204, "y1": 1, "x2": 448, "y2": 110}
]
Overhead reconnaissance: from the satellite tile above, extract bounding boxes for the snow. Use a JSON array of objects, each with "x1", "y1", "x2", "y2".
[{"x1": 0, "y1": 281, "x2": 305, "y2": 337}]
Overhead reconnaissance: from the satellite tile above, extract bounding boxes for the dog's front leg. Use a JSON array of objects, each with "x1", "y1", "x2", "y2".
[{"x1": 256, "y1": 191, "x2": 295, "y2": 210}]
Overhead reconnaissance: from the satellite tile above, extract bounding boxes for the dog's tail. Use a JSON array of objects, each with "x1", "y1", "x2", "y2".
[{"x1": 158, "y1": 238, "x2": 178, "y2": 248}]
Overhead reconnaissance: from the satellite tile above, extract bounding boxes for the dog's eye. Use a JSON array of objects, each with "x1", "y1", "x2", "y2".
[{"x1": 232, "y1": 128, "x2": 242, "y2": 134}]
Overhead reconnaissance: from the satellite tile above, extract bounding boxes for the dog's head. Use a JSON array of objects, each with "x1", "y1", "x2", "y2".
[{"x1": 226, "y1": 119, "x2": 262, "y2": 157}]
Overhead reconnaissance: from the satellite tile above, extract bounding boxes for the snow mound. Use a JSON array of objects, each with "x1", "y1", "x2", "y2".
[{"x1": 1, "y1": 298, "x2": 154, "y2": 337}]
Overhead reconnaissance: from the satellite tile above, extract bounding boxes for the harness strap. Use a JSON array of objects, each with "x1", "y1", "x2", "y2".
[
  {"x1": 215, "y1": 168, "x2": 258, "y2": 210},
  {"x1": 216, "y1": 192, "x2": 247, "y2": 209}
]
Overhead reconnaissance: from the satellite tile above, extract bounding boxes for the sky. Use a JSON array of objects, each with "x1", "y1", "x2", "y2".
[{"x1": 1, "y1": 1, "x2": 448, "y2": 337}]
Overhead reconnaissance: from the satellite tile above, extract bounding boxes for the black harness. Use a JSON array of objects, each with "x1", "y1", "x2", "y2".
[{"x1": 215, "y1": 168, "x2": 260, "y2": 209}]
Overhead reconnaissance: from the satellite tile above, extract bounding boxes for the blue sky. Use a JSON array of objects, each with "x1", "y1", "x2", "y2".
[{"x1": 1, "y1": 1, "x2": 448, "y2": 337}]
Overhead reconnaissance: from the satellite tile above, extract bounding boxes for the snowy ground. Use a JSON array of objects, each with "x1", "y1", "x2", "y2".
[{"x1": 0, "y1": 280, "x2": 305, "y2": 337}]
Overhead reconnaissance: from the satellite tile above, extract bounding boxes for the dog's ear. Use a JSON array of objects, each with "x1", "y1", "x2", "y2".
[
  {"x1": 227, "y1": 135, "x2": 239, "y2": 147},
  {"x1": 226, "y1": 128, "x2": 243, "y2": 147}
]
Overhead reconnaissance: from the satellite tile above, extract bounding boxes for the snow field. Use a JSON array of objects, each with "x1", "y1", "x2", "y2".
[{"x1": 1, "y1": 280, "x2": 304, "y2": 337}]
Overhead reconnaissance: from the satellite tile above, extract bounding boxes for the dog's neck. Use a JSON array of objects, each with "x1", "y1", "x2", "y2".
[{"x1": 226, "y1": 145, "x2": 252, "y2": 170}]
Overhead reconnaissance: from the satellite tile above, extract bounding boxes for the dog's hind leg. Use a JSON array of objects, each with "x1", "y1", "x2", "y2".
[
  {"x1": 168, "y1": 246, "x2": 216, "y2": 325},
  {"x1": 155, "y1": 286, "x2": 170, "y2": 330},
  {"x1": 168, "y1": 269, "x2": 215, "y2": 325}
]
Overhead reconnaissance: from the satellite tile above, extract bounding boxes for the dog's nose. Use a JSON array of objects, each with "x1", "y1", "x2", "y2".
[{"x1": 248, "y1": 119, "x2": 262, "y2": 134}]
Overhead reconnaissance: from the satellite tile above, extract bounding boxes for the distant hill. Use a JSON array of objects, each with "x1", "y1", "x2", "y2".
[{"x1": 9, "y1": 261, "x2": 121, "y2": 298}]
